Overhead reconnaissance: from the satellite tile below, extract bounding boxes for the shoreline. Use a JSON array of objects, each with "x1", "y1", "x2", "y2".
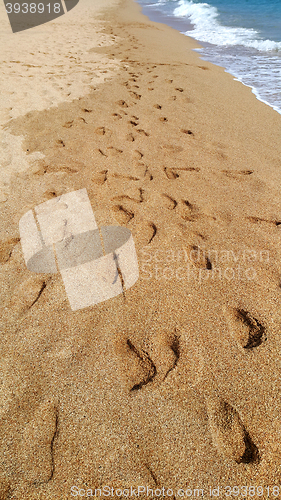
[
  {"x1": 136, "y1": 0, "x2": 281, "y2": 116},
  {"x1": 1, "y1": 0, "x2": 281, "y2": 497}
]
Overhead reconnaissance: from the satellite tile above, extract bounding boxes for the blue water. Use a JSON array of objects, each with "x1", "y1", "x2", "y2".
[{"x1": 137, "y1": 0, "x2": 281, "y2": 114}]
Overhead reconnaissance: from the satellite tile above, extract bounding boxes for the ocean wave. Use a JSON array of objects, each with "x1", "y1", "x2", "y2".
[{"x1": 172, "y1": 0, "x2": 281, "y2": 52}]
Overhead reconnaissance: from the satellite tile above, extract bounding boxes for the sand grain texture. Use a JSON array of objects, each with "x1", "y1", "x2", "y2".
[{"x1": 1, "y1": 0, "x2": 281, "y2": 497}]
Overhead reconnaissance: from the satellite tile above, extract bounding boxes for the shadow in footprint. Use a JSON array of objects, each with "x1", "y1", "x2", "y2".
[
  {"x1": 162, "y1": 194, "x2": 177, "y2": 210},
  {"x1": 113, "y1": 205, "x2": 134, "y2": 224},
  {"x1": 234, "y1": 309, "x2": 267, "y2": 349},
  {"x1": 178, "y1": 200, "x2": 200, "y2": 222},
  {"x1": 206, "y1": 395, "x2": 259, "y2": 464},
  {"x1": 92, "y1": 170, "x2": 108, "y2": 185},
  {"x1": 127, "y1": 340, "x2": 157, "y2": 392}
]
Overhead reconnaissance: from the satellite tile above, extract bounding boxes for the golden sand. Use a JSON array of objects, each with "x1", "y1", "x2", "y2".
[{"x1": 1, "y1": 0, "x2": 281, "y2": 497}]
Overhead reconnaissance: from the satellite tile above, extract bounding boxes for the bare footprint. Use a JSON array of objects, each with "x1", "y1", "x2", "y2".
[
  {"x1": 227, "y1": 308, "x2": 267, "y2": 350},
  {"x1": 113, "y1": 205, "x2": 134, "y2": 224},
  {"x1": 136, "y1": 129, "x2": 149, "y2": 137},
  {"x1": 130, "y1": 91, "x2": 141, "y2": 100},
  {"x1": 0, "y1": 237, "x2": 20, "y2": 264},
  {"x1": 107, "y1": 147, "x2": 123, "y2": 156},
  {"x1": 133, "y1": 221, "x2": 157, "y2": 248},
  {"x1": 92, "y1": 170, "x2": 108, "y2": 185},
  {"x1": 94, "y1": 126, "x2": 109, "y2": 136},
  {"x1": 164, "y1": 167, "x2": 179, "y2": 180},
  {"x1": 178, "y1": 200, "x2": 200, "y2": 222},
  {"x1": 126, "y1": 133, "x2": 135, "y2": 142},
  {"x1": 162, "y1": 144, "x2": 183, "y2": 153},
  {"x1": 222, "y1": 170, "x2": 253, "y2": 178},
  {"x1": 205, "y1": 391, "x2": 259, "y2": 463},
  {"x1": 181, "y1": 129, "x2": 194, "y2": 136},
  {"x1": 149, "y1": 330, "x2": 181, "y2": 383},
  {"x1": 132, "y1": 150, "x2": 144, "y2": 160},
  {"x1": 113, "y1": 188, "x2": 143, "y2": 204},
  {"x1": 21, "y1": 400, "x2": 58, "y2": 484},
  {"x1": 187, "y1": 245, "x2": 212, "y2": 270},
  {"x1": 7, "y1": 276, "x2": 50, "y2": 320},
  {"x1": 161, "y1": 194, "x2": 177, "y2": 210},
  {"x1": 112, "y1": 173, "x2": 140, "y2": 181},
  {"x1": 116, "y1": 339, "x2": 156, "y2": 392},
  {"x1": 62, "y1": 121, "x2": 73, "y2": 128},
  {"x1": 247, "y1": 216, "x2": 281, "y2": 227},
  {"x1": 116, "y1": 100, "x2": 128, "y2": 108}
]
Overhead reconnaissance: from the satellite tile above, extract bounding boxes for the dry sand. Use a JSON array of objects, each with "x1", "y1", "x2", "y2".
[
  {"x1": 1, "y1": 0, "x2": 281, "y2": 498},
  {"x1": 0, "y1": 0, "x2": 120, "y2": 201}
]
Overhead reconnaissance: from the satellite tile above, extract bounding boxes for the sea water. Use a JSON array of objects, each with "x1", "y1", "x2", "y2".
[{"x1": 138, "y1": 0, "x2": 281, "y2": 114}]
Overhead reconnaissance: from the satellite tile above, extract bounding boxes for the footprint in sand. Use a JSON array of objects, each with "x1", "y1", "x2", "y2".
[
  {"x1": 247, "y1": 216, "x2": 281, "y2": 227},
  {"x1": 205, "y1": 388, "x2": 259, "y2": 464},
  {"x1": 112, "y1": 173, "x2": 140, "y2": 181},
  {"x1": 136, "y1": 129, "x2": 149, "y2": 137},
  {"x1": 113, "y1": 205, "x2": 134, "y2": 224},
  {"x1": 126, "y1": 133, "x2": 135, "y2": 142},
  {"x1": 177, "y1": 199, "x2": 200, "y2": 222},
  {"x1": 116, "y1": 100, "x2": 129, "y2": 108},
  {"x1": 225, "y1": 307, "x2": 267, "y2": 350},
  {"x1": 107, "y1": 146, "x2": 123, "y2": 156},
  {"x1": 92, "y1": 170, "x2": 108, "y2": 185},
  {"x1": 132, "y1": 150, "x2": 144, "y2": 161},
  {"x1": 0, "y1": 237, "x2": 20, "y2": 264},
  {"x1": 164, "y1": 167, "x2": 200, "y2": 181},
  {"x1": 94, "y1": 126, "x2": 110, "y2": 136},
  {"x1": 186, "y1": 245, "x2": 212, "y2": 270},
  {"x1": 6, "y1": 276, "x2": 50, "y2": 322},
  {"x1": 112, "y1": 188, "x2": 144, "y2": 204},
  {"x1": 130, "y1": 91, "x2": 141, "y2": 100},
  {"x1": 222, "y1": 169, "x2": 253, "y2": 179},
  {"x1": 161, "y1": 194, "x2": 177, "y2": 210},
  {"x1": 116, "y1": 330, "x2": 181, "y2": 392},
  {"x1": 144, "y1": 168, "x2": 153, "y2": 181},
  {"x1": 131, "y1": 221, "x2": 157, "y2": 248},
  {"x1": 129, "y1": 116, "x2": 139, "y2": 127},
  {"x1": 21, "y1": 400, "x2": 58, "y2": 484},
  {"x1": 62, "y1": 121, "x2": 73, "y2": 128},
  {"x1": 164, "y1": 167, "x2": 179, "y2": 180},
  {"x1": 181, "y1": 129, "x2": 194, "y2": 136}
]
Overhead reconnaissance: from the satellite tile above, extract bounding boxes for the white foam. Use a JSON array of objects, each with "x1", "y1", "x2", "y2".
[
  {"x1": 173, "y1": 0, "x2": 281, "y2": 52},
  {"x1": 194, "y1": 44, "x2": 281, "y2": 114}
]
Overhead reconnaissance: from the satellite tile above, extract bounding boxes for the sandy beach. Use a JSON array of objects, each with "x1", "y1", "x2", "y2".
[{"x1": 1, "y1": 0, "x2": 281, "y2": 498}]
